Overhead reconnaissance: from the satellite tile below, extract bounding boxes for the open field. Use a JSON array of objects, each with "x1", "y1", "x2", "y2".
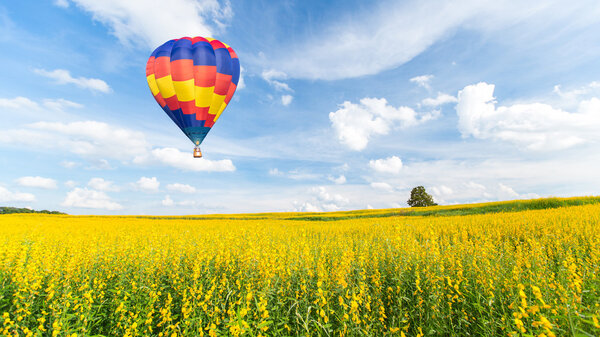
[{"x1": 1, "y1": 198, "x2": 599, "y2": 336}]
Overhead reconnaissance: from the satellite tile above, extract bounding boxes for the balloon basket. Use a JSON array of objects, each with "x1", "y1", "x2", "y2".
[{"x1": 193, "y1": 146, "x2": 202, "y2": 158}]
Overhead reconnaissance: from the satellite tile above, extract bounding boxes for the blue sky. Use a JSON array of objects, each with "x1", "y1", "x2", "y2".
[{"x1": 1, "y1": 0, "x2": 600, "y2": 215}]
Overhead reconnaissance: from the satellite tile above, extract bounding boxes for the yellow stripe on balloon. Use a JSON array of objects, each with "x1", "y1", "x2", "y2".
[
  {"x1": 195, "y1": 86, "x2": 215, "y2": 108},
  {"x1": 155, "y1": 75, "x2": 176, "y2": 99},
  {"x1": 214, "y1": 102, "x2": 228, "y2": 122},
  {"x1": 146, "y1": 74, "x2": 160, "y2": 96},
  {"x1": 173, "y1": 79, "x2": 195, "y2": 102},
  {"x1": 208, "y1": 94, "x2": 226, "y2": 116},
  {"x1": 205, "y1": 37, "x2": 215, "y2": 42}
]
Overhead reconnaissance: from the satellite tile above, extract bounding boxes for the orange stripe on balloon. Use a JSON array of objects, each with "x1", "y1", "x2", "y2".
[
  {"x1": 170, "y1": 59, "x2": 194, "y2": 81},
  {"x1": 154, "y1": 92, "x2": 166, "y2": 108},
  {"x1": 154, "y1": 56, "x2": 172, "y2": 79},
  {"x1": 146, "y1": 56, "x2": 155, "y2": 77},
  {"x1": 223, "y1": 82, "x2": 237, "y2": 104},
  {"x1": 227, "y1": 47, "x2": 238, "y2": 59},
  {"x1": 194, "y1": 65, "x2": 217, "y2": 87},
  {"x1": 179, "y1": 100, "x2": 196, "y2": 115},
  {"x1": 196, "y1": 106, "x2": 209, "y2": 121}
]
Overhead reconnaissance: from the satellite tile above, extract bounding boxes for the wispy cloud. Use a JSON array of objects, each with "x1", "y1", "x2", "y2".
[
  {"x1": 259, "y1": 1, "x2": 597, "y2": 80},
  {"x1": 134, "y1": 147, "x2": 235, "y2": 172},
  {"x1": 15, "y1": 176, "x2": 58, "y2": 189},
  {"x1": 34, "y1": 68, "x2": 111, "y2": 93},
  {"x1": 422, "y1": 93, "x2": 458, "y2": 107},
  {"x1": 410, "y1": 75, "x2": 434, "y2": 89},
  {"x1": 281, "y1": 94, "x2": 293, "y2": 106},
  {"x1": 0, "y1": 120, "x2": 236, "y2": 172},
  {"x1": 60, "y1": 0, "x2": 232, "y2": 48}
]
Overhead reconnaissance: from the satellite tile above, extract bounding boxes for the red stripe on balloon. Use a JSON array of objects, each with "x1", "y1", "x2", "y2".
[
  {"x1": 204, "y1": 118, "x2": 215, "y2": 128},
  {"x1": 191, "y1": 36, "x2": 209, "y2": 44},
  {"x1": 164, "y1": 96, "x2": 180, "y2": 111},
  {"x1": 214, "y1": 73, "x2": 232, "y2": 95},
  {"x1": 209, "y1": 40, "x2": 226, "y2": 50},
  {"x1": 153, "y1": 92, "x2": 166, "y2": 107}
]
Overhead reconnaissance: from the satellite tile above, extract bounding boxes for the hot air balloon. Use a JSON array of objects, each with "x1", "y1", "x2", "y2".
[{"x1": 146, "y1": 37, "x2": 240, "y2": 158}]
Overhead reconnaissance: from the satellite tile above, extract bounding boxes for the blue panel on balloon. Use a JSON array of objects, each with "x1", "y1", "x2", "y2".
[{"x1": 184, "y1": 126, "x2": 211, "y2": 145}]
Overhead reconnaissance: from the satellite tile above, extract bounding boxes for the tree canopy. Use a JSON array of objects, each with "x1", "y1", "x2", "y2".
[{"x1": 407, "y1": 186, "x2": 438, "y2": 207}]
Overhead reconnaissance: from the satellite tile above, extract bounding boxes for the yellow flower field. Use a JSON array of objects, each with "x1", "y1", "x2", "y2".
[{"x1": 1, "y1": 201, "x2": 599, "y2": 336}]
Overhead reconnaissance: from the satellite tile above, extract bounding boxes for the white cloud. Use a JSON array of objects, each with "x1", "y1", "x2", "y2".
[
  {"x1": 162, "y1": 195, "x2": 174, "y2": 206},
  {"x1": 328, "y1": 175, "x2": 346, "y2": 184},
  {"x1": 553, "y1": 81, "x2": 600, "y2": 100},
  {"x1": 456, "y1": 82, "x2": 600, "y2": 150},
  {"x1": 62, "y1": 187, "x2": 122, "y2": 210},
  {"x1": 330, "y1": 97, "x2": 438, "y2": 150},
  {"x1": 86, "y1": 159, "x2": 113, "y2": 170},
  {"x1": 0, "y1": 186, "x2": 36, "y2": 202},
  {"x1": 422, "y1": 93, "x2": 458, "y2": 107},
  {"x1": 369, "y1": 156, "x2": 403, "y2": 174},
  {"x1": 134, "y1": 177, "x2": 160, "y2": 193},
  {"x1": 268, "y1": 168, "x2": 320, "y2": 181},
  {"x1": 134, "y1": 147, "x2": 235, "y2": 172},
  {"x1": 0, "y1": 120, "x2": 237, "y2": 172},
  {"x1": 431, "y1": 185, "x2": 453, "y2": 197},
  {"x1": 370, "y1": 182, "x2": 394, "y2": 192},
  {"x1": 0, "y1": 96, "x2": 82, "y2": 111},
  {"x1": 166, "y1": 183, "x2": 196, "y2": 194},
  {"x1": 15, "y1": 176, "x2": 58, "y2": 189},
  {"x1": 294, "y1": 186, "x2": 349, "y2": 212},
  {"x1": 262, "y1": 69, "x2": 293, "y2": 93},
  {"x1": 0, "y1": 121, "x2": 150, "y2": 160},
  {"x1": 63, "y1": 0, "x2": 232, "y2": 48},
  {"x1": 269, "y1": 168, "x2": 283, "y2": 176},
  {"x1": 410, "y1": 75, "x2": 434, "y2": 89},
  {"x1": 65, "y1": 180, "x2": 78, "y2": 188},
  {"x1": 281, "y1": 95, "x2": 293, "y2": 106},
  {"x1": 88, "y1": 178, "x2": 119, "y2": 192},
  {"x1": 237, "y1": 65, "x2": 246, "y2": 90},
  {"x1": 161, "y1": 194, "x2": 197, "y2": 207},
  {"x1": 54, "y1": 0, "x2": 69, "y2": 8},
  {"x1": 0, "y1": 97, "x2": 39, "y2": 110},
  {"x1": 43, "y1": 98, "x2": 84, "y2": 110},
  {"x1": 61, "y1": 161, "x2": 79, "y2": 169},
  {"x1": 34, "y1": 69, "x2": 111, "y2": 93}
]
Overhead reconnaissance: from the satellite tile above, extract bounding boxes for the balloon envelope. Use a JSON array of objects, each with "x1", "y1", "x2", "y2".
[{"x1": 146, "y1": 37, "x2": 240, "y2": 146}]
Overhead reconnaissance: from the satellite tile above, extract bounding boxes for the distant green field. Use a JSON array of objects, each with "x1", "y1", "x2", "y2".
[{"x1": 132, "y1": 196, "x2": 600, "y2": 221}]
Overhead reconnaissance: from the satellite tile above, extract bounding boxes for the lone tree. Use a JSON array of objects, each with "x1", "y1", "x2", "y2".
[{"x1": 407, "y1": 186, "x2": 438, "y2": 207}]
